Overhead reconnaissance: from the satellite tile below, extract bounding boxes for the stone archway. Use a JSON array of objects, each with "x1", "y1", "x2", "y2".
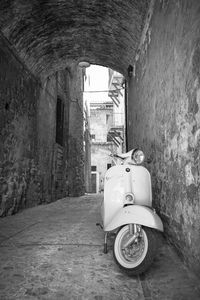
[{"x1": 0, "y1": 0, "x2": 150, "y2": 79}]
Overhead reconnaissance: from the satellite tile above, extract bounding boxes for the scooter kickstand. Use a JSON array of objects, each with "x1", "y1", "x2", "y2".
[
  {"x1": 104, "y1": 232, "x2": 108, "y2": 254},
  {"x1": 96, "y1": 223, "x2": 103, "y2": 229}
]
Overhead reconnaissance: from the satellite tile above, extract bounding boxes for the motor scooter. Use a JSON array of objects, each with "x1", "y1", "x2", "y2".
[{"x1": 99, "y1": 148, "x2": 163, "y2": 276}]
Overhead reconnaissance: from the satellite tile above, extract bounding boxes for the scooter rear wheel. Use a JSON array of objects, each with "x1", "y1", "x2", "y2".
[{"x1": 113, "y1": 225, "x2": 158, "y2": 276}]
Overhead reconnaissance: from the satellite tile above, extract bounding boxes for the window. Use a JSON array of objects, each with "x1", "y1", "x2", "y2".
[
  {"x1": 107, "y1": 163, "x2": 112, "y2": 170},
  {"x1": 91, "y1": 134, "x2": 95, "y2": 140},
  {"x1": 56, "y1": 97, "x2": 64, "y2": 146},
  {"x1": 91, "y1": 166, "x2": 97, "y2": 171},
  {"x1": 106, "y1": 114, "x2": 110, "y2": 124},
  {"x1": 107, "y1": 134, "x2": 112, "y2": 142}
]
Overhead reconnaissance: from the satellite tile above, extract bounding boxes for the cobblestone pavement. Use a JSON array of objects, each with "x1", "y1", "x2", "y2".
[{"x1": 0, "y1": 194, "x2": 200, "y2": 300}]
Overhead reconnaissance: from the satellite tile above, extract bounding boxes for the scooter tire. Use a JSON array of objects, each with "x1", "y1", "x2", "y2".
[{"x1": 113, "y1": 225, "x2": 159, "y2": 276}]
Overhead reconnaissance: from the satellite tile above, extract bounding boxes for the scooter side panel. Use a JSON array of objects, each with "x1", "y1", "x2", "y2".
[
  {"x1": 104, "y1": 205, "x2": 164, "y2": 232},
  {"x1": 102, "y1": 166, "x2": 126, "y2": 228},
  {"x1": 102, "y1": 165, "x2": 152, "y2": 228},
  {"x1": 130, "y1": 166, "x2": 152, "y2": 206}
]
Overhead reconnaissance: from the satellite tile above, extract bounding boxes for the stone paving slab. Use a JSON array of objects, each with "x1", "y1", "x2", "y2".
[{"x1": 0, "y1": 194, "x2": 200, "y2": 300}]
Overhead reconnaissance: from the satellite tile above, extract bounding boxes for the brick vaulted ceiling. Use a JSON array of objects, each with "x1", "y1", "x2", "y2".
[{"x1": 0, "y1": 0, "x2": 150, "y2": 78}]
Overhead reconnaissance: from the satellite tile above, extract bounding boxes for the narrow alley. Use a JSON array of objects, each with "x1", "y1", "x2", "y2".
[
  {"x1": 0, "y1": 194, "x2": 199, "y2": 300},
  {"x1": 0, "y1": 1, "x2": 200, "y2": 299}
]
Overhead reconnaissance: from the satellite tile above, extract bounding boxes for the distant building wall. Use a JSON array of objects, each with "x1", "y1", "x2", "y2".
[
  {"x1": 90, "y1": 107, "x2": 113, "y2": 142},
  {"x1": 90, "y1": 105, "x2": 117, "y2": 192},
  {"x1": 91, "y1": 142, "x2": 115, "y2": 192}
]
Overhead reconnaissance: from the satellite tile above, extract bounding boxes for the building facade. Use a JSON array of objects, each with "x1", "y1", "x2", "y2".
[
  {"x1": 90, "y1": 101, "x2": 116, "y2": 193},
  {"x1": 83, "y1": 66, "x2": 125, "y2": 193}
]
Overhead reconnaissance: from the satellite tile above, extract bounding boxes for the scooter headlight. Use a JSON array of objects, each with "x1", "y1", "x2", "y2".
[{"x1": 131, "y1": 149, "x2": 145, "y2": 165}]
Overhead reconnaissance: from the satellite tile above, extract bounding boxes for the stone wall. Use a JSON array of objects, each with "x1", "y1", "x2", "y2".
[
  {"x1": 0, "y1": 1, "x2": 149, "y2": 78},
  {"x1": 67, "y1": 66, "x2": 85, "y2": 196},
  {"x1": 37, "y1": 67, "x2": 85, "y2": 201},
  {"x1": 0, "y1": 35, "x2": 85, "y2": 216},
  {"x1": 127, "y1": 0, "x2": 200, "y2": 276},
  {"x1": 37, "y1": 75, "x2": 56, "y2": 204},
  {"x1": 37, "y1": 71, "x2": 70, "y2": 203},
  {"x1": 0, "y1": 35, "x2": 41, "y2": 216}
]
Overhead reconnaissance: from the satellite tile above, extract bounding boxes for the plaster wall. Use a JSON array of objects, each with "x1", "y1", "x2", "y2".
[
  {"x1": 91, "y1": 143, "x2": 115, "y2": 192},
  {"x1": 90, "y1": 107, "x2": 116, "y2": 191},
  {"x1": 90, "y1": 108, "x2": 113, "y2": 142},
  {"x1": 127, "y1": 0, "x2": 200, "y2": 276}
]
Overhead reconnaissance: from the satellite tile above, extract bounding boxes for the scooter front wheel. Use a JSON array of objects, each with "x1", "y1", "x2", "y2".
[{"x1": 113, "y1": 225, "x2": 158, "y2": 276}]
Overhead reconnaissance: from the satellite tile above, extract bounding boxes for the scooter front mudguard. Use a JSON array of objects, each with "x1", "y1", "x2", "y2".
[{"x1": 104, "y1": 205, "x2": 164, "y2": 232}]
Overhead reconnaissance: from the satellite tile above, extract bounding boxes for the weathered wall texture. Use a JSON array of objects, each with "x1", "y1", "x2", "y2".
[
  {"x1": 0, "y1": 36, "x2": 85, "y2": 216},
  {"x1": 0, "y1": 35, "x2": 41, "y2": 216},
  {"x1": 91, "y1": 143, "x2": 115, "y2": 192},
  {"x1": 127, "y1": 0, "x2": 200, "y2": 276},
  {"x1": 38, "y1": 67, "x2": 84, "y2": 200},
  {"x1": 37, "y1": 75, "x2": 56, "y2": 204},
  {"x1": 0, "y1": 0, "x2": 149, "y2": 78},
  {"x1": 37, "y1": 71, "x2": 69, "y2": 203},
  {"x1": 67, "y1": 66, "x2": 85, "y2": 196}
]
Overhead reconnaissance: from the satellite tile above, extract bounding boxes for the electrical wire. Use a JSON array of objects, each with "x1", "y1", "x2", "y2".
[{"x1": 83, "y1": 88, "x2": 124, "y2": 93}]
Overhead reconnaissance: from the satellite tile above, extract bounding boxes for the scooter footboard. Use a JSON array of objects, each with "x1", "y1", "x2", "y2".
[{"x1": 104, "y1": 205, "x2": 163, "y2": 232}]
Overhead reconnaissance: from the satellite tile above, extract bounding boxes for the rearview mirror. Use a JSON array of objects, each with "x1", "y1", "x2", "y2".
[{"x1": 146, "y1": 157, "x2": 152, "y2": 164}]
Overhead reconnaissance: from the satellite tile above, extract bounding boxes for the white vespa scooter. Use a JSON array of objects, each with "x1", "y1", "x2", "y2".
[{"x1": 100, "y1": 148, "x2": 163, "y2": 276}]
